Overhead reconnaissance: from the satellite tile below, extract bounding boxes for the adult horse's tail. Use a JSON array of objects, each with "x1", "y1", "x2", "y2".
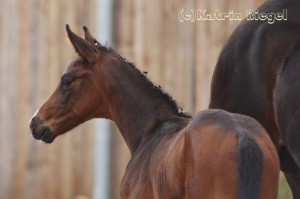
[{"x1": 238, "y1": 132, "x2": 264, "y2": 199}]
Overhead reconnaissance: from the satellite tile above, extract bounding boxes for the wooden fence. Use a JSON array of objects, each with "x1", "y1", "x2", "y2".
[{"x1": 1, "y1": 0, "x2": 291, "y2": 199}]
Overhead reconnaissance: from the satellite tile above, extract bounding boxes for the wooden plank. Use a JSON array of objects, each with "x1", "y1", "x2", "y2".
[
  {"x1": 0, "y1": 0, "x2": 20, "y2": 198},
  {"x1": 161, "y1": 0, "x2": 176, "y2": 95},
  {"x1": 142, "y1": 0, "x2": 163, "y2": 84},
  {"x1": 184, "y1": 0, "x2": 196, "y2": 113},
  {"x1": 173, "y1": 0, "x2": 194, "y2": 113},
  {"x1": 15, "y1": 0, "x2": 31, "y2": 198},
  {"x1": 113, "y1": 0, "x2": 134, "y2": 59},
  {"x1": 133, "y1": 0, "x2": 144, "y2": 67}
]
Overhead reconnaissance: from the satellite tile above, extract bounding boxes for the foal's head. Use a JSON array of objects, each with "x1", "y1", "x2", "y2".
[{"x1": 29, "y1": 25, "x2": 113, "y2": 143}]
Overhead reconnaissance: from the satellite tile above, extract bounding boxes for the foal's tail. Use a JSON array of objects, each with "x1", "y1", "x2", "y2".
[{"x1": 238, "y1": 132, "x2": 264, "y2": 199}]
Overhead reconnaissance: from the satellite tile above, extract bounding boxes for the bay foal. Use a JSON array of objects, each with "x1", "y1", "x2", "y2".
[{"x1": 29, "y1": 25, "x2": 279, "y2": 199}]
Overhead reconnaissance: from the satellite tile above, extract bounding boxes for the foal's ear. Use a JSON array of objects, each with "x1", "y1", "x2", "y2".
[
  {"x1": 66, "y1": 24, "x2": 99, "y2": 63},
  {"x1": 83, "y1": 26, "x2": 102, "y2": 47}
]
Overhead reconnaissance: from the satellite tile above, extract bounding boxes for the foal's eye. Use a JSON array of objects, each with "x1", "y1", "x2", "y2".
[{"x1": 60, "y1": 78, "x2": 73, "y2": 89}]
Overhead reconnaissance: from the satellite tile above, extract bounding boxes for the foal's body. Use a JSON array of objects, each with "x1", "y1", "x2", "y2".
[
  {"x1": 29, "y1": 26, "x2": 279, "y2": 198},
  {"x1": 121, "y1": 111, "x2": 278, "y2": 199}
]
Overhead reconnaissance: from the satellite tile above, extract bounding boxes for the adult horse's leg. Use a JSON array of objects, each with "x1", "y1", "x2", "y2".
[
  {"x1": 285, "y1": 174, "x2": 300, "y2": 199},
  {"x1": 279, "y1": 146, "x2": 299, "y2": 175},
  {"x1": 279, "y1": 145, "x2": 300, "y2": 198},
  {"x1": 282, "y1": 130, "x2": 300, "y2": 199},
  {"x1": 274, "y1": 45, "x2": 300, "y2": 199}
]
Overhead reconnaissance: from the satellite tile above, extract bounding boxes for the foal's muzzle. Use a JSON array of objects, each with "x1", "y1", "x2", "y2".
[{"x1": 29, "y1": 116, "x2": 55, "y2": 143}]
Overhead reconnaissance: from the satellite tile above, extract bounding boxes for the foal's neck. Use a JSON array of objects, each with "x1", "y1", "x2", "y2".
[{"x1": 99, "y1": 56, "x2": 185, "y2": 154}]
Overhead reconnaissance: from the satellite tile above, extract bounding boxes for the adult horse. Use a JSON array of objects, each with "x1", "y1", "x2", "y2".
[
  {"x1": 210, "y1": 0, "x2": 300, "y2": 198},
  {"x1": 29, "y1": 25, "x2": 279, "y2": 198}
]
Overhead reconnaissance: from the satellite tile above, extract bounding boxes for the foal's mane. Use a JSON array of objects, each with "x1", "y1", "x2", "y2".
[{"x1": 99, "y1": 45, "x2": 190, "y2": 118}]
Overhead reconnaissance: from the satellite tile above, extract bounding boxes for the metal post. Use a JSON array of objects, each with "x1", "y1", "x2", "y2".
[{"x1": 93, "y1": 0, "x2": 114, "y2": 198}]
